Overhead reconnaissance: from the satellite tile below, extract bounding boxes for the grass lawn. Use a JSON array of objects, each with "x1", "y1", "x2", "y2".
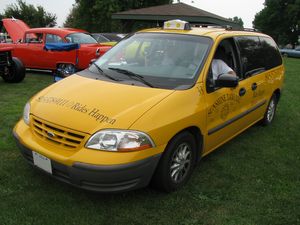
[{"x1": 0, "y1": 59, "x2": 299, "y2": 225}]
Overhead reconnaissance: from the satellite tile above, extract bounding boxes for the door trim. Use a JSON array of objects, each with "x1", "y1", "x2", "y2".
[{"x1": 208, "y1": 100, "x2": 266, "y2": 135}]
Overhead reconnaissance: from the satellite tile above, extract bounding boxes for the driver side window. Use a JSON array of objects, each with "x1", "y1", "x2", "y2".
[
  {"x1": 25, "y1": 33, "x2": 43, "y2": 44},
  {"x1": 206, "y1": 38, "x2": 240, "y2": 93}
]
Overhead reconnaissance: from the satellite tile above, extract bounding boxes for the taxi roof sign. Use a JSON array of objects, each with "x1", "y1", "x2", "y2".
[{"x1": 163, "y1": 20, "x2": 191, "y2": 30}]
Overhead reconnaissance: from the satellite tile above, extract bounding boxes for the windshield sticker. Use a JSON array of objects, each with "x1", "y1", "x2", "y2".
[{"x1": 36, "y1": 96, "x2": 116, "y2": 125}]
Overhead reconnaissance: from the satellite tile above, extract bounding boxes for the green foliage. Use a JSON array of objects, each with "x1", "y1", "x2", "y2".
[
  {"x1": 3, "y1": 0, "x2": 57, "y2": 28},
  {"x1": 229, "y1": 16, "x2": 244, "y2": 28},
  {"x1": 253, "y1": 0, "x2": 300, "y2": 47},
  {"x1": 64, "y1": 0, "x2": 170, "y2": 32}
]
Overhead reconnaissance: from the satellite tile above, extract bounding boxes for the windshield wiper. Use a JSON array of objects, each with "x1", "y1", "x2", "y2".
[
  {"x1": 92, "y1": 63, "x2": 120, "y2": 81},
  {"x1": 108, "y1": 67, "x2": 154, "y2": 88}
]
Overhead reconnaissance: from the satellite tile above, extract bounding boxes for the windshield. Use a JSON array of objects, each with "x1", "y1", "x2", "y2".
[
  {"x1": 65, "y1": 33, "x2": 98, "y2": 44},
  {"x1": 88, "y1": 33, "x2": 211, "y2": 89}
]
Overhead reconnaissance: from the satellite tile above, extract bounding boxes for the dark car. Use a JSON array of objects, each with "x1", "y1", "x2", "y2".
[
  {"x1": 91, "y1": 33, "x2": 125, "y2": 43},
  {"x1": 279, "y1": 47, "x2": 300, "y2": 58},
  {"x1": 0, "y1": 47, "x2": 25, "y2": 82}
]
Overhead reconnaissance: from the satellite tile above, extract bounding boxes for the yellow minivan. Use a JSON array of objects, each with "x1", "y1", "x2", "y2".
[{"x1": 13, "y1": 20, "x2": 284, "y2": 193}]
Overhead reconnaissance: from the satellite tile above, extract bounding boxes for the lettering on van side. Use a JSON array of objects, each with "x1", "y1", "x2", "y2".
[
  {"x1": 196, "y1": 85, "x2": 204, "y2": 96},
  {"x1": 36, "y1": 96, "x2": 116, "y2": 125},
  {"x1": 208, "y1": 93, "x2": 240, "y2": 121}
]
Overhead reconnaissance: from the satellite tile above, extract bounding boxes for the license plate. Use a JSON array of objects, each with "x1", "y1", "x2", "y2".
[{"x1": 32, "y1": 151, "x2": 52, "y2": 174}]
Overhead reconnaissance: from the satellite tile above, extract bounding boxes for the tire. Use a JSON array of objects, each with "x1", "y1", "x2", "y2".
[
  {"x1": 261, "y1": 94, "x2": 278, "y2": 126},
  {"x1": 56, "y1": 63, "x2": 76, "y2": 77},
  {"x1": 151, "y1": 131, "x2": 197, "y2": 192},
  {"x1": 2, "y1": 57, "x2": 25, "y2": 83}
]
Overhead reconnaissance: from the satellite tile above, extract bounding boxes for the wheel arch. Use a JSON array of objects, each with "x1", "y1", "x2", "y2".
[
  {"x1": 165, "y1": 126, "x2": 204, "y2": 163},
  {"x1": 55, "y1": 62, "x2": 76, "y2": 68},
  {"x1": 150, "y1": 125, "x2": 204, "y2": 192},
  {"x1": 273, "y1": 88, "x2": 281, "y2": 102}
]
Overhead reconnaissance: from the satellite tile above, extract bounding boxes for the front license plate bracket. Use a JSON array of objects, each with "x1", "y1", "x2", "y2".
[{"x1": 32, "y1": 151, "x2": 52, "y2": 174}]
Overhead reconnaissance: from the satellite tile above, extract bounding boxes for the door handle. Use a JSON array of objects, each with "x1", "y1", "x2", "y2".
[
  {"x1": 239, "y1": 87, "x2": 246, "y2": 96},
  {"x1": 252, "y1": 83, "x2": 257, "y2": 91}
]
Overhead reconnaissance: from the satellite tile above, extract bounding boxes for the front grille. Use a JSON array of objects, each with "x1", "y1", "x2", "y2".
[{"x1": 32, "y1": 116, "x2": 86, "y2": 149}]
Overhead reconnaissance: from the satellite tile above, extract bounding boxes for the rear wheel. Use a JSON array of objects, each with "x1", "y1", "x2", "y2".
[
  {"x1": 56, "y1": 64, "x2": 76, "y2": 77},
  {"x1": 1, "y1": 57, "x2": 25, "y2": 83},
  {"x1": 151, "y1": 131, "x2": 197, "y2": 192},
  {"x1": 261, "y1": 94, "x2": 278, "y2": 126}
]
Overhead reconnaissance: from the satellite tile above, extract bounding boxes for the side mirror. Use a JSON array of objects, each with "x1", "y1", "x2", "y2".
[{"x1": 215, "y1": 74, "x2": 239, "y2": 88}]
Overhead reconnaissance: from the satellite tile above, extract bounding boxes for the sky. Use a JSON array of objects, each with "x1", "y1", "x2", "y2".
[
  {"x1": 180, "y1": 0, "x2": 265, "y2": 28},
  {"x1": 0, "y1": 0, "x2": 265, "y2": 28}
]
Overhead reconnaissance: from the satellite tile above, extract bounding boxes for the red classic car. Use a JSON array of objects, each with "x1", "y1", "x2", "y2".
[{"x1": 0, "y1": 18, "x2": 112, "y2": 76}]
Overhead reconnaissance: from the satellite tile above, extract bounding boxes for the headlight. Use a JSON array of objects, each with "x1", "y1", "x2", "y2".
[
  {"x1": 23, "y1": 102, "x2": 30, "y2": 125},
  {"x1": 85, "y1": 129, "x2": 155, "y2": 152}
]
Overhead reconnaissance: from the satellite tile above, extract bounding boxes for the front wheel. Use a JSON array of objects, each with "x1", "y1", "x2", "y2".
[
  {"x1": 1, "y1": 57, "x2": 25, "y2": 83},
  {"x1": 151, "y1": 131, "x2": 197, "y2": 192},
  {"x1": 261, "y1": 94, "x2": 278, "y2": 126}
]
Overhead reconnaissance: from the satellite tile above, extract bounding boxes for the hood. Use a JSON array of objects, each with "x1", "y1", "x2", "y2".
[
  {"x1": 30, "y1": 75, "x2": 174, "y2": 134},
  {"x1": 1, "y1": 18, "x2": 30, "y2": 42}
]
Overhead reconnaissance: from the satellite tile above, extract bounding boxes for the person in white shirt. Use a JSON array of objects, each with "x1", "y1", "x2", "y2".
[{"x1": 212, "y1": 47, "x2": 237, "y2": 80}]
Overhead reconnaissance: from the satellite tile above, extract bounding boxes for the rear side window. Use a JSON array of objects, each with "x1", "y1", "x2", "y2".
[
  {"x1": 235, "y1": 36, "x2": 265, "y2": 78},
  {"x1": 235, "y1": 36, "x2": 282, "y2": 78},
  {"x1": 259, "y1": 37, "x2": 282, "y2": 69},
  {"x1": 45, "y1": 34, "x2": 64, "y2": 43}
]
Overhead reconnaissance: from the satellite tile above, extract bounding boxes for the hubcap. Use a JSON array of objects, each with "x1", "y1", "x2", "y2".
[
  {"x1": 4, "y1": 66, "x2": 12, "y2": 79},
  {"x1": 267, "y1": 98, "x2": 275, "y2": 122},
  {"x1": 59, "y1": 64, "x2": 76, "y2": 77},
  {"x1": 170, "y1": 143, "x2": 192, "y2": 183}
]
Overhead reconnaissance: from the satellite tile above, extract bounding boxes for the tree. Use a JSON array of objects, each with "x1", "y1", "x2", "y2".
[
  {"x1": 64, "y1": 0, "x2": 170, "y2": 32},
  {"x1": 253, "y1": 0, "x2": 300, "y2": 47},
  {"x1": 3, "y1": 0, "x2": 57, "y2": 27},
  {"x1": 229, "y1": 16, "x2": 244, "y2": 28}
]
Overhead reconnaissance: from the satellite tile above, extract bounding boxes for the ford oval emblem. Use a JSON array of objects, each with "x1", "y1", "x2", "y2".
[{"x1": 47, "y1": 131, "x2": 55, "y2": 138}]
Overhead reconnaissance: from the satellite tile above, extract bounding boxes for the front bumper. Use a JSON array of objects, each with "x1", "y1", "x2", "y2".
[{"x1": 14, "y1": 131, "x2": 161, "y2": 193}]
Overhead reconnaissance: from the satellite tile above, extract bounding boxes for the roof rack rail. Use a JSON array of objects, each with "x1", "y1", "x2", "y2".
[
  {"x1": 227, "y1": 27, "x2": 261, "y2": 32},
  {"x1": 192, "y1": 24, "x2": 260, "y2": 32},
  {"x1": 242, "y1": 27, "x2": 260, "y2": 32},
  {"x1": 192, "y1": 24, "x2": 225, "y2": 28}
]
